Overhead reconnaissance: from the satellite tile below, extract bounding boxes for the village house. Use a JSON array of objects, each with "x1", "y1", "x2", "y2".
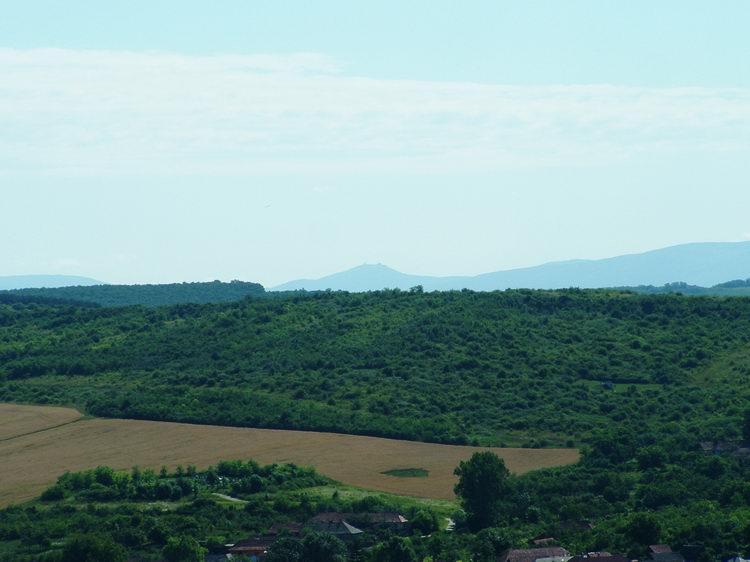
[
  {"x1": 568, "y1": 552, "x2": 630, "y2": 562},
  {"x1": 226, "y1": 536, "x2": 275, "y2": 561},
  {"x1": 307, "y1": 511, "x2": 411, "y2": 536},
  {"x1": 499, "y1": 546, "x2": 571, "y2": 562},
  {"x1": 648, "y1": 545, "x2": 686, "y2": 562},
  {"x1": 347, "y1": 511, "x2": 411, "y2": 534},
  {"x1": 306, "y1": 513, "x2": 364, "y2": 542}
]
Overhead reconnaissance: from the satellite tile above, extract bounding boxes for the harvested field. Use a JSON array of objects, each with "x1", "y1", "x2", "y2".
[
  {"x1": 0, "y1": 404, "x2": 580, "y2": 507},
  {"x1": 0, "y1": 403, "x2": 82, "y2": 441}
]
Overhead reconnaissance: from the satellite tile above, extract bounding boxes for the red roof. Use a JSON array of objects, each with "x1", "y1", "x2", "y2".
[
  {"x1": 500, "y1": 547, "x2": 570, "y2": 562},
  {"x1": 650, "y1": 546, "x2": 673, "y2": 555},
  {"x1": 228, "y1": 536, "x2": 274, "y2": 555},
  {"x1": 532, "y1": 536, "x2": 558, "y2": 546}
]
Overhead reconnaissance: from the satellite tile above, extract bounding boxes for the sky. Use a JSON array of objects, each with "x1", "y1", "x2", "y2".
[{"x1": 1, "y1": 1, "x2": 749, "y2": 287}]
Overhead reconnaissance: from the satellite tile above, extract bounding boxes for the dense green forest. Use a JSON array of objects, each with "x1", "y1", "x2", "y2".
[
  {"x1": 1, "y1": 289, "x2": 749, "y2": 446},
  {"x1": 3, "y1": 280, "x2": 265, "y2": 307},
  {"x1": 2, "y1": 289, "x2": 750, "y2": 558}
]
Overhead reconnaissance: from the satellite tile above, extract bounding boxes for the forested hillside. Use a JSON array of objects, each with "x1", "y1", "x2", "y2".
[
  {"x1": 4, "y1": 280, "x2": 265, "y2": 307},
  {"x1": 1, "y1": 289, "x2": 749, "y2": 446},
  {"x1": 3, "y1": 290, "x2": 750, "y2": 558}
]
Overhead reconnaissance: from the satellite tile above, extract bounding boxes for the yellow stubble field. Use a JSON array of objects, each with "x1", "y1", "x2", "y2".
[{"x1": 0, "y1": 403, "x2": 580, "y2": 507}]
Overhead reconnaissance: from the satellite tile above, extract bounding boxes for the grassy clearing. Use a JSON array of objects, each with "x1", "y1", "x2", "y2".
[
  {"x1": 580, "y1": 380, "x2": 663, "y2": 393},
  {"x1": 301, "y1": 484, "x2": 457, "y2": 519},
  {"x1": 692, "y1": 341, "x2": 750, "y2": 387}
]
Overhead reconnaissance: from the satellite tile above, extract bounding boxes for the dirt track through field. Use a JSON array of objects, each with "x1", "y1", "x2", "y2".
[{"x1": 0, "y1": 404, "x2": 579, "y2": 506}]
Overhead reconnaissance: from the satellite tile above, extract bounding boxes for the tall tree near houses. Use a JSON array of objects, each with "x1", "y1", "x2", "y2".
[{"x1": 454, "y1": 451, "x2": 510, "y2": 531}]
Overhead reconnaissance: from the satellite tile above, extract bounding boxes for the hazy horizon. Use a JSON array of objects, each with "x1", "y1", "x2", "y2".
[
  {"x1": 2, "y1": 1, "x2": 749, "y2": 287},
  {"x1": 4, "y1": 240, "x2": 750, "y2": 289}
]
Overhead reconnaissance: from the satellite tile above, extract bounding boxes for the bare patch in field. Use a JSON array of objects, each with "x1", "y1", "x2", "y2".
[{"x1": 0, "y1": 404, "x2": 580, "y2": 506}]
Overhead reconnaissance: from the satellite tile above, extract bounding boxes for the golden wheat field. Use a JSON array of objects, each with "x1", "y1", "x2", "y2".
[
  {"x1": 0, "y1": 403, "x2": 579, "y2": 506},
  {"x1": 0, "y1": 403, "x2": 82, "y2": 440}
]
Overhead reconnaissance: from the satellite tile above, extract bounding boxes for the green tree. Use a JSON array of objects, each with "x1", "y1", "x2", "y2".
[
  {"x1": 301, "y1": 531, "x2": 347, "y2": 562},
  {"x1": 636, "y1": 446, "x2": 668, "y2": 470},
  {"x1": 162, "y1": 535, "x2": 207, "y2": 562},
  {"x1": 454, "y1": 452, "x2": 510, "y2": 531},
  {"x1": 373, "y1": 536, "x2": 418, "y2": 562},
  {"x1": 743, "y1": 409, "x2": 750, "y2": 443},
  {"x1": 62, "y1": 534, "x2": 126, "y2": 562},
  {"x1": 626, "y1": 512, "x2": 661, "y2": 546},
  {"x1": 472, "y1": 528, "x2": 513, "y2": 562},
  {"x1": 40, "y1": 484, "x2": 65, "y2": 502},
  {"x1": 411, "y1": 508, "x2": 440, "y2": 534},
  {"x1": 265, "y1": 536, "x2": 303, "y2": 562}
]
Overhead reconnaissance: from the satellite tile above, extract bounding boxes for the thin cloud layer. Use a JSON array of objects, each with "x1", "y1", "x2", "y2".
[{"x1": 2, "y1": 48, "x2": 749, "y2": 176}]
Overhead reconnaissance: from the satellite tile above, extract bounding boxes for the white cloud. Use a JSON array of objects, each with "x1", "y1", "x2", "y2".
[{"x1": 1, "y1": 48, "x2": 749, "y2": 176}]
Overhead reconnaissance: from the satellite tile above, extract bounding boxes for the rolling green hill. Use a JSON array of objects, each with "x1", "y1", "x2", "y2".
[
  {"x1": 4, "y1": 280, "x2": 265, "y2": 307},
  {"x1": 3, "y1": 290, "x2": 750, "y2": 557},
  {"x1": 1, "y1": 289, "x2": 749, "y2": 446}
]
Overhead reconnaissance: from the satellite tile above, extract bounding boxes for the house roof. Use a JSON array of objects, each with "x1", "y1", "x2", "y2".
[
  {"x1": 359, "y1": 512, "x2": 409, "y2": 524},
  {"x1": 310, "y1": 511, "x2": 408, "y2": 524},
  {"x1": 228, "y1": 536, "x2": 275, "y2": 555},
  {"x1": 500, "y1": 547, "x2": 570, "y2": 562},
  {"x1": 651, "y1": 552, "x2": 685, "y2": 562},
  {"x1": 307, "y1": 520, "x2": 364, "y2": 536},
  {"x1": 649, "y1": 545, "x2": 684, "y2": 562},
  {"x1": 310, "y1": 512, "x2": 348, "y2": 523},
  {"x1": 569, "y1": 554, "x2": 629, "y2": 562}
]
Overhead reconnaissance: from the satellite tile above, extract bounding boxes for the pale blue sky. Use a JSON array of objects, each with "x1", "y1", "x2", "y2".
[{"x1": 2, "y1": 1, "x2": 749, "y2": 286}]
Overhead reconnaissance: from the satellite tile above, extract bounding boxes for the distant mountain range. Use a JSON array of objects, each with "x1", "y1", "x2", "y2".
[
  {"x1": 273, "y1": 242, "x2": 750, "y2": 292},
  {"x1": 0, "y1": 275, "x2": 102, "y2": 291}
]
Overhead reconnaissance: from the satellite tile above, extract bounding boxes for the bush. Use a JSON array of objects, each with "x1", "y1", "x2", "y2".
[
  {"x1": 40, "y1": 484, "x2": 65, "y2": 502},
  {"x1": 62, "y1": 534, "x2": 126, "y2": 562}
]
